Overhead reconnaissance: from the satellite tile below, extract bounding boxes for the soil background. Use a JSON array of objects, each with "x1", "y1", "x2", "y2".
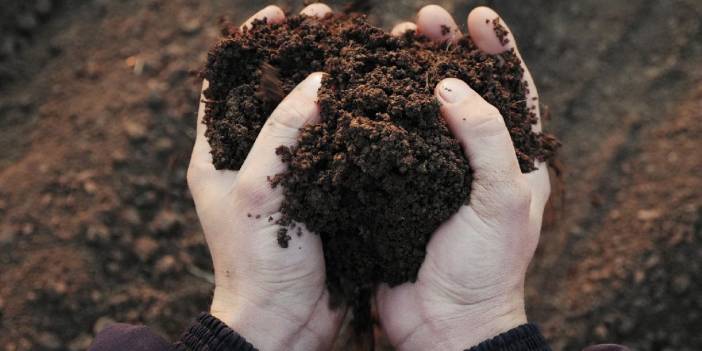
[{"x1": 0, "y1": 1, "x2": 700, "y2": 350}]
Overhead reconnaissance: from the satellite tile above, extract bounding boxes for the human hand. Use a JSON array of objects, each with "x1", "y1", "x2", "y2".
[
  {"x1": 377, "y1": 6, "x2": 550, "y2": 350},
  {"x1": 187, "y1": 5, "x2": 343, "y2": 351}
]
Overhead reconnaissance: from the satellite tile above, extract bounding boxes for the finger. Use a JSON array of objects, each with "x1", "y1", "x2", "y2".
[
  {"x1": 467, "y1": 6, "x2": 540, "y2": 131},
  {"x1": 435, "y1": 78, "x2": 530, "y2": 215},
  {"x1": 241, "y1": 5, "x2": 285, "y2": 30},
  {"x1": 187, "y1": 80, "x2": 239, "y2": 203},
  {"x1": 468, "y1": 7, "x2": 550, "y2": 211},
  {"x1": 416, "y1": 5, "x2": 462, "y2": 42},
  {"x1": 235, "y1": 73, "x2": 324, "y2": 213},
  {"x1": 525, "y1": 162, "x2": 550, "y2": 216},
  {"x1": 391, "y1": 21, "x2": 417, "y2": 36},
  {"x1": 300, "y1": 3, "x2": 332, "y2": 18}
]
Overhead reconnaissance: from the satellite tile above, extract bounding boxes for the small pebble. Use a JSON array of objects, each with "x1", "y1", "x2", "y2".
[
  {"x1": 180, "y1": 18, "x2": 202, "y2": 35},
  {"x1": 16, "y1": 13, "x2": 38, "y2": 32},
  {"x1": 121, "y1": 208, "x2": 142, "y2": 226},
  {"x1": 134, "y1": 237, "x2": 159, "y2": 261},
  {"x1": 68, "y1": 334, "x2": 93, "y2": 351},
  {"x1": 672, "y1": 274, "x2": 691, "y2": 294},
  {"x1": 35, "y1": 0, "x2": 53, "y2": 16},
  {"x1": 146, "y1": 90, "x2": 164, "y2": 111},
  {"x1": 36, "y1": 332, "x2": 61, "y2": 350},
  {"x1": 155, "y1": 255, "x2": 177, "y2": 274},
  {"x1": 150, "y1": 209, "x2": 181, "y2": 233},
  {"x1": 123, "y1": 120, "x2": 147, "y2": 140},
  {"x1": 93, "y1": 316, "x2": 116, "y2": 334}
]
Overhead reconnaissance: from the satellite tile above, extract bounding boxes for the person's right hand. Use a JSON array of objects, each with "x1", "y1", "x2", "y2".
[
  {"x1": 377, "y1": 6, "x2": 551, "y2": 350},
  {"x1": 188, "y1": 4, "x2": 344, "y2": 351}
]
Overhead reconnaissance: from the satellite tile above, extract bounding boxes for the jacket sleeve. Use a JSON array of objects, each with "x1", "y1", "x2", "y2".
[
  {"x1": 90, "y1": 313, "x2": 628, "y2": 351},
  {"x1": 90, "y1": 313, "x2": 256, "y2": 351},
  {"x1": 464, "y1": 324, "x2": 552, "y2": 351},
  {"x1": 464, "y1": 324, "x2": 630, "y2": 351},
  {"x1": 89, "y1": 324, "x2": 173, "y2": 351}
]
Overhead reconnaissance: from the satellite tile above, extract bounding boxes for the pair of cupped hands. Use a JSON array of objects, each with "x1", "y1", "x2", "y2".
[{"x1": 187, "y1": 3, "x2": 550, "y2": 351}]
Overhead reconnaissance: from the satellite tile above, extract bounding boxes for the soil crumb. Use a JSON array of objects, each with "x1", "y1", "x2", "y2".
[
  {"x1": 202, "y1": 13, "x2": 559, "y2": 328},
  {"x1": 492, "y1": 17, "x2": 511, "y2": 46}
]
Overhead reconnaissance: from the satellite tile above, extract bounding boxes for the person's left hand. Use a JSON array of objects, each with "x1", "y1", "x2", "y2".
[{"x1": 187, "y1": 5, "x2": 344, "y2": 351}]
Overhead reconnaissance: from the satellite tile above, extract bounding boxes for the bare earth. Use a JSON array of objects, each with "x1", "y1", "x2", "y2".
[{"x1": 0, "y1": 0, "x2": 700, "y2": 350}]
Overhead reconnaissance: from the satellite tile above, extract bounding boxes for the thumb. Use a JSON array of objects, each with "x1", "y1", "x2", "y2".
[
  {"x1": 235, "y1": 72, "x2": 324, "y2": 213},
  {"x1": 435, "y1": 78, "x2": 530, "y2": 216}
]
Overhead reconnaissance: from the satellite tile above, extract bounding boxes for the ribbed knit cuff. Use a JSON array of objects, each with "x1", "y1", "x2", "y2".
[
  {"x1": 175, "y1": 312, "x2": 257, "y2": 351},
  {"x1": 465, "y1": 324, "x2": 551, "y2": 351}
]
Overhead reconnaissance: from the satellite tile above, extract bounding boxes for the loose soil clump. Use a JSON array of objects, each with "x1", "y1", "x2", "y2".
[{"x1": 202, "y1": 13, "x2": 559, "y2": 327}]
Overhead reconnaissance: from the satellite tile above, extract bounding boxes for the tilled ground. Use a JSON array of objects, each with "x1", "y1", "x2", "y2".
[{"x1": 0, "y1": 0, "x2": 700, "y2": 350}]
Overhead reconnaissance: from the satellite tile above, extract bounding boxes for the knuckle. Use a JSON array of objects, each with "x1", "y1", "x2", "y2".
[
  {"x1": 507, "y1": 176, "x2": 532, "y2": 209},
  {"x1": 542, "y1": 177, "x2": 552, "y2": 199},
  {"x1": 479, "y1": 106, "x2": 506, "y2": 130},
  {"x1": 459, "y1": 103, "x2": 506, "y2": 137},
  {"x1": 530, "y1": 167, "x2": 552, "y2": 207},
  {"x1": 234, "y1": 177, "x2": 267, "y2": 208},
  {"x1": 270, "y1": 100, "x2": 309, "y2": 132},
  {"x1": 482, "y1": 103, "x2": 502, "y2": 119},
  {"x1": 186, "y1": 164, "x2": 200, "y2": 192}
]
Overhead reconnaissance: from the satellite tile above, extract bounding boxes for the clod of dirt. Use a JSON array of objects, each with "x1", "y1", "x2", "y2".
[{"x1": 202, "y1": 14, "x2": 559, "y2": 328}]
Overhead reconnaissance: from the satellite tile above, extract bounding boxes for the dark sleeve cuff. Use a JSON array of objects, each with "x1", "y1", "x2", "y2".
[
  {"x1": 175, "y1": 312, "x2": 257, "y2": 351},
  {"x1": 465, "y1": 324, "x2": 551, "y2": 351},
  {"x1": 90, "y1": 324, "x2": 172, "y2": 351}
]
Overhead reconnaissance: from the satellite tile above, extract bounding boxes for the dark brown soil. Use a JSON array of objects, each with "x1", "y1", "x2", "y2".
[
  {"x1": 202, "y1": 13, "x2": 558, "y2": 325},
  {"x1": 4, "y1": 1, "x2": 701, "y2": 350}
]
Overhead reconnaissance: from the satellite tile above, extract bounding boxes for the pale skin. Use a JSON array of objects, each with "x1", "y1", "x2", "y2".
[{"x1": 187, "y1": 4, "x2": 549, "y2": 351}]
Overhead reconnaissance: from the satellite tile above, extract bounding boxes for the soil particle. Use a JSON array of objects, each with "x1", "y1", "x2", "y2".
[
  {"x1": 201, "y1": 13, "x2": 559, "y2": 329},
  {"x1": 440, "y1": 24, "x2": 451, "y2": 36},
  {"x1": 277, "y1": 227, "x2": 291, "y2": 248},
  {"x1": 492, "y1": 17, "x2": 510, "y2": 46},
  {"x1": 255, "y1": 62, "x2": 285, "y2": 108}
]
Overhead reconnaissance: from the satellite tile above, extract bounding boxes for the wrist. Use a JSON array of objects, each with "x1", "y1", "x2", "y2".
[
  {"x1": 397, "y1": 295, "x2": 527, "y2": 351},
  {"x1": 210, "y1": 287, "x2": 326, "y2": 351}
]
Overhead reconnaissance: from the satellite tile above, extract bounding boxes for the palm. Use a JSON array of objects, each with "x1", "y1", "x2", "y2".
[
  {"x1": 376, "y1": 5, "x2": 550, "y2": 350},
  {"x1": 194, "y1": 169, "x2": 330, "y2": 315},
  {"x1": 377, "y1": 201, "x2": 537, "y2": 349}
]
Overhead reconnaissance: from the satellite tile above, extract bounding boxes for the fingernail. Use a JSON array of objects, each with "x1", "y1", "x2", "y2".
[
  {"x1": 300, "y1": 3, "x2": 332, "y2": 18},
  {"x1": 304, "y1": 72, "x2": 324, "y2": 98},
  {"x1": 436, "y1": 78, "x2": 473, "y2": 104},
  {"x1": 299, "y1": 72, "x2": 324, "y2": 99}
]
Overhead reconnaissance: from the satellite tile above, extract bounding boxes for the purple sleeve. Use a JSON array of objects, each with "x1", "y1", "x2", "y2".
[
  {"x1": 89, "y1": 313, "x2": 627, "y2": 351},
  {"x1": 465, "y1": 324, "x2": 552, "y2": 351},
  {"x1": 463, "y1": 324, "x2": 630, "y2": 351},
  {"x1": 89, "y1": 324, "x2": 172, "y2": 351},
  {"x1": 89, "y1": 313, "x2": 256, "y2": 351}
]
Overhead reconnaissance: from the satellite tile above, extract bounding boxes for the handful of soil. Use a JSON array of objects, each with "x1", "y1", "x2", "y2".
[{"x1": 202, "y1": 13, "x2": 558, "y2": 326}]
